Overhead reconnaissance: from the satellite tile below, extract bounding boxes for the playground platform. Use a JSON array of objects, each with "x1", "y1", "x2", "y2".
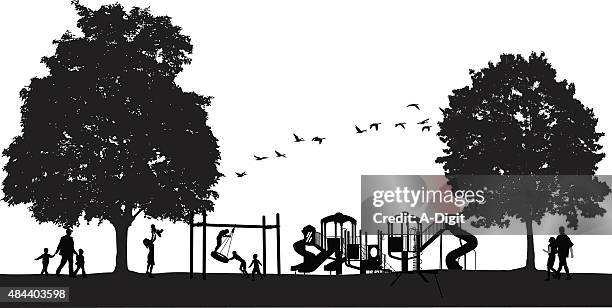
[{"x1": 0, "y1": 270, "x2": 607, "y2": 306}]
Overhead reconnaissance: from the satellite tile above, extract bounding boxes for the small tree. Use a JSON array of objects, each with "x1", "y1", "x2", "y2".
[
  {"x1": 2, "y1": 1, "x2": 222, "y2": 273},
  {"x1": 437, "y1": 52, "x2": 609, "y2": 269}
]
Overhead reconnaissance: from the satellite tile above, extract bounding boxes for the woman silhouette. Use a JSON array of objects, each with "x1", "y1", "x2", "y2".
[
  {"x1": 542, "y1": 237, "x2": 558, "y2": 281},
  {"x1": 143, "y1": 232, "x2": 157, "y2": 278}
]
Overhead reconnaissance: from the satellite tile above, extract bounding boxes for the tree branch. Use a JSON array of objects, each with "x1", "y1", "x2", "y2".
[{"x1": 132, "y1": 208, "x2": 144, "y2": 219}]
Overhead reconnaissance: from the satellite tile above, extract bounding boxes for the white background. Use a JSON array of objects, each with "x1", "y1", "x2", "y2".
[{"x1": 1, "y1": 0, "x2": 612, "y2": 275}]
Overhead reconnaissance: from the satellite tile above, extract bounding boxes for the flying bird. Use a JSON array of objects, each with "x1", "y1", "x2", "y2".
[
  {"x1": 236, "y1": 171, "x2": 247, "y2": 178},
  {"x1": 369, "y1": 123, "x2": 381, "y2": 131},
  {"x1": 312, "y1": 137, "x2": 326, "y2": 144},
  {"x1": 355, "y1": 125, "x2": 367, "y2": 134},
  {"x1": 394, "y1": 122, "x2": 406, "y2": 129},
  {"x1": 293, "y1": 133, "x2": 305, "y2": 142},
  {"x1": 254, "y1": 155, "x2": 269, "y2": 161},
  {"x1": 417, "y1": 118, "x2": 430, "y2": 125},
  {"x1": 275, "y1": 150, "x2": 287, "y2": 158},
  {"x1": 421, "y1": 126, "x2": 431, "y2": 132},
  {"x1": 406, "y1": 103, "x2": 420, "y2": 110}
]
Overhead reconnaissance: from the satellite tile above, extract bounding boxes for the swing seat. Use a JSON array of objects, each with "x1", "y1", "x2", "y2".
[{"x1": 211, "y1": 251, "x2": 230, "y2": 263}]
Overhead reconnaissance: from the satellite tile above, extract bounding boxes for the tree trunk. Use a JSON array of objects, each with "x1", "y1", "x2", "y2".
[
  {"x1": 524, "y1": 217, "x2": 536, "y2": 270},
  {"x1": 112, "y1": 220, "x2": 131, "y2": 273}
]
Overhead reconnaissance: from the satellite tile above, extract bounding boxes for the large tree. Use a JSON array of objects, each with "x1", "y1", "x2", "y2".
[
  {"x1": 2, "y1": 1, "x2": 222, "y2": 273},
  {"x1": 437, "y1": 52, "x2": 609, "y2": 270}
]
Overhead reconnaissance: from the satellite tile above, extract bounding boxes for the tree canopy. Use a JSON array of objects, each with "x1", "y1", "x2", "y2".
[
  {"x1": 437, "y1": 52, "x2": 609, "y2": 269},
  {"x1": 2, "y1": 1, "x2": 222, "y2": 271}
]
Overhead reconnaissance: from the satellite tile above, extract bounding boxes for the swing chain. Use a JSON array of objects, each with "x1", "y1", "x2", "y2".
[{"x1": 219, "y1": 227, "x2": 236, "y2": 257}]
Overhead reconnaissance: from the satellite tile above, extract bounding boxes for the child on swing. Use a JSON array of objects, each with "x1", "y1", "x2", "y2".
[
  {"x1": 211, "y1": 228, "x2": 235, "y2": 262},
  {"x1": 214, "y1": 229, "x2": 232, "y2": 252}
]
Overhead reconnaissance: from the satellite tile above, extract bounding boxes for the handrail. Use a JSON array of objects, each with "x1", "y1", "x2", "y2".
[
  {"x1": 382, "y1": 254, "x2": 395, "y2": 272},
  {"x1": 419, "y1": 222, "x2": 445, "y2": 251}
]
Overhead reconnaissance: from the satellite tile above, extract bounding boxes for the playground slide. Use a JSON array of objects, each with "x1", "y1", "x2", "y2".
[
  {"x1": 290, "y1": 239, "x2": 335, "y2": 273},
  {"x1": 445, "y1": 225, "x2": 478, "y2": 270},
  {"x1": 323, "y1": 256, "x2": 344, "y2": 272}
]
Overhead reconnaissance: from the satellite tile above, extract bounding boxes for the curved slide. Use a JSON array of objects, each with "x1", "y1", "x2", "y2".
[
  {"x1": 290, "y1": 239, "x2": 335, "y2": 273},
  {"x1": 323, "y1": 256, "x2": 344, "y2": 272},
  {"x1": 445, "y1": 225, "x2": 478, "y2": 270}
]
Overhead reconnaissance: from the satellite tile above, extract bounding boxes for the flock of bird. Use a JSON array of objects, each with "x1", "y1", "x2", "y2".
[{"x1": 234, "y1": 103, "x2": 431, "y2": 178}]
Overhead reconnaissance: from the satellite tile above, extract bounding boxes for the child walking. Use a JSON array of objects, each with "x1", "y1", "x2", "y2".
[
  {"x1": 74, "y1": 249, "x2": 87, "y2": 278},
  {"x1": 543, "y1": 237, "x2": 558, "y2": 281},
  {"x1": 249, "y1": 254, "x2": 263, "y2": 281},
  {"x1": 35, "y1": 248, "x2": 54, "y2": 275}
]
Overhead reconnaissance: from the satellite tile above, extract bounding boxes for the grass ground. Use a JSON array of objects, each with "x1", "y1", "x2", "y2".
[{"x1": 0, "y1": 270, "x2": 607, "y2": 306}]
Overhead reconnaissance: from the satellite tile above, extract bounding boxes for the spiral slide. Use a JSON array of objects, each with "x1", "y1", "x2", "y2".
[{"x1": 445, "y1": 225, "x2": 478, "y2": 270}]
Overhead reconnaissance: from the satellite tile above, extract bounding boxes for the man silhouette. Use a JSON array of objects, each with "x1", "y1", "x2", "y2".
[
  {"x1": 54, "y1": 229, "x2": 77, "y2": 277},
  {"x1": 556, "y1": 226, "x2": 574, "y2": 280}
]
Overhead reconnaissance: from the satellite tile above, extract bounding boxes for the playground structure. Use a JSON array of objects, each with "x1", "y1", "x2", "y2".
[
  {"x1": 188, "y1": 211, "x2": 281, "y2": 279},
  {"x1": 386, "y1": 212, "x2": 478, "y2": 273},
  {"x1": 291, "y1": 212, "x2": 477, "y2": 275},
  {"x1": 291, "y1": 212, "x2": 394, "y2": 275}
]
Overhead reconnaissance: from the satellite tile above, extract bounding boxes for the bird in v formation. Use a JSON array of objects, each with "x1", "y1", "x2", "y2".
[{"x1": 238, "y1": 103, "x2": 431, "y2": 176}]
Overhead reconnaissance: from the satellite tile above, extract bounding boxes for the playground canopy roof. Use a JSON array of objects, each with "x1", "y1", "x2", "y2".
[{"x1": 321, "y1": 212, "x2": 357, "y2": 225}]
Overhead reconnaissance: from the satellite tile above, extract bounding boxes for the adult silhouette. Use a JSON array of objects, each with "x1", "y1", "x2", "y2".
[
  {"x1": 556, "y1": 226, "x2": 574, "y2": 280},
  {"x1": 143, "y1": 236, "x2": 156, "y2": 278},
  {"x1": 54, "y1": 229, "x2": 77, "y2": 277},
  {"x1": 542, "y1": 237, "x2": 558, "y2": 281}
]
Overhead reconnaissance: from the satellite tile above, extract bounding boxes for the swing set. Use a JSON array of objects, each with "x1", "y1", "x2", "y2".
[
  {"x1": 211, "y1": 227, "x2": 235, "y2": 263},
  {"x1": 188, "y1": 211, "x2": 281, "y2": 279}
]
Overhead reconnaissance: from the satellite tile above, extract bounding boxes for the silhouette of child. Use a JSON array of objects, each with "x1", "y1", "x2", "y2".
[
  {"x1": 214, "y1": 229, "x2": 231, "y2": 252},
  {"x1": 542, "y1": 237, "x2": 558, "y2": 281},
  {"x1": 143, "y1": 238, "x2": 156, "y2": 278},
  {"x1": 35, "y1": 248, "x2": 54, "y2": 275},
  {"x1": 249, "y1": 253, "x2": 263, "y2": 281},
  {"x1": 228, "y1": 251, "x2": 248, "y2": 278},
  {"x1": 151, "y1": 224, "x2": 163, "y2": 238},
  {"x1": 74, "y1": 249, "x2": 87, "y2": 278}
]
